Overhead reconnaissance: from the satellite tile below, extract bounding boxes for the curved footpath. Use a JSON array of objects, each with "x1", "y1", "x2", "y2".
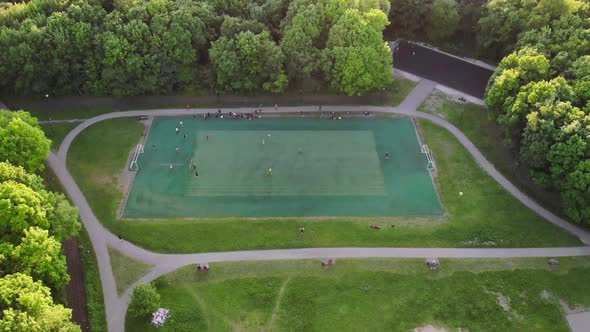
[{"x1": 48, "y1": 79, "x2": 590, "y2": 332}]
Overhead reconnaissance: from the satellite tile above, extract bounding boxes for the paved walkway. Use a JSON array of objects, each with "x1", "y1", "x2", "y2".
[{"x1": 47, "y1": 79, "x2": 590, "y2": 332}]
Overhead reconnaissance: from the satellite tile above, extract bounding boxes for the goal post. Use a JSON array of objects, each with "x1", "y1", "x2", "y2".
[
  {"x1": 129, "y1": 144, "x2": 143, "y2": 171},
  {"x1": 421, "y1": 144, "x2": 436, "y2": 171}
]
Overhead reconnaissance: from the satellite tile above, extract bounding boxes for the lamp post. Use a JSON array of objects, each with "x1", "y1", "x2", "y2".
[
  {"x1": 45, "y1": 93, "x2": 54, "y2": 135},
  {"x1": 458, "y1": 96, "x2": 465, "y2": 123}
]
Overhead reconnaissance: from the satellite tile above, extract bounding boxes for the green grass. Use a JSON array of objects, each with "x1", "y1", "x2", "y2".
[
  {"x1": 40, "y1": 122, "x2": 79, "y2": 150},
  {"x1": 66, "y1": 117, "x2": 581, "y2": 253},
  {"x1": 387, "y1": 78, "x2": 417, "y2": 106},
  {"x1": 418, "y1": 91, "x2": 564, "y2": 215},
  {"x1": 78, "y1": 226, "x2": 107, "y2": 332},
  {"x1": 108, "y1": 247, "x2": 153, "y2": 295},
  {"x1": 41, "y1": 165, "x2": 106, "y2": 332},
  {"x1": 126, "y1": 258, "x2": 590, "y2": 331},
  {"x1": 31, "y1": 108, "x2": 114, "y2": 121}
]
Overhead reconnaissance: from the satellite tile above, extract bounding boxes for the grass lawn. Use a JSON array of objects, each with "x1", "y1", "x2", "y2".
[
  {"x1": 66, "y1": 117, "x2": 581, "y2": 253},
  {"x1": 41, "y1": 122, "x2": 79, "y2": 150},
  {"x1": 387, "y1": 78, "x2": 417, "y2": 106},
  {"x1": 418, "y1": 91, "x2": 565, "y2": 215},
  {"x1": 108, "y1": 247, "x2": 153, "y2": 295},
  {"x1": 126, "y1": 257, "x2": 590, "y2": 331},
  {"x1": 32, "y1": 108, "x2": 114, "y2": 121},
  {"x1": 78, "y1": 226, "x2": 107, "y2": 332}
]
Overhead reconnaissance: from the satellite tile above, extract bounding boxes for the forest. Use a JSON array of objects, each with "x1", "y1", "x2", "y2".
[{"x1": 0, "y1": 0, "x2": 394, "y2": 96}]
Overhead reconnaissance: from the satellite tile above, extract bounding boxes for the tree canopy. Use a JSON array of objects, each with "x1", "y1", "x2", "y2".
[
  {"x1": 323, "y1": 8, "x2": 392, "y2": 95},
  {"x1": 129, "y1": 283, "x2": 161, "y2": 318},
  {"x1": 0, "y1": 273, "x2": 79, "y2": 331},
  {"x1": 0, "y1": 110, "x2": 50, "y2": 173},
  {"x1": 0, "y1": 0, "x2": 395, "y2": 96},
  {"x1": 0, "y1": 111, "x2": 80, "y2": 329},
  {"x1": 485, "y1": 8, "x2": 590, "y2": 224}
]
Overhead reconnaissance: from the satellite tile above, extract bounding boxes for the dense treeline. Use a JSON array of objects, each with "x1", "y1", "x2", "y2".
[
  {"x1": 485, "y1": 1, "x2": 590, "y2": 224},
  {"x1": 0, "y1": 0, "x2": 393, "y2": 97},
  {"x1": 389, "y1": 0, "x2": 590, "y2": 60},
  {"x1": 0, "y1": 110, "x2": 82, "y2": 330}
]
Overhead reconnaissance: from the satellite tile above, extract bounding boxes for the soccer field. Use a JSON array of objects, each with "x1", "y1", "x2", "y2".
[{"x1": 122, "y1": 117, "x2": 442, "y2": 218}]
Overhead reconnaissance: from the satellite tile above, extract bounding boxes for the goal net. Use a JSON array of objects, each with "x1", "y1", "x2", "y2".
[
  {"x1": 421, "y1": 144, "x2": 436, "y2": 171},
  {"x1": 129, "y1": 144, "x2": 144, "y2": 171}
]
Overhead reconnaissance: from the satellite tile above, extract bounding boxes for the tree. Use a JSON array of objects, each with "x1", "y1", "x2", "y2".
[
  {"x1": 324, "y1": 9, "x2": 393, "y2": 95},
  {"x1": 9, "y1": 227, "x2": 69, "y2": 290},
  {"x1": 486, "y1": 47, "x2": 550, "y2": 116},
  {"x1": 388, "y1": 0, "x2": 431, "y2": 39},
  {"x1": 477, "y1": 0, "x2": 536, "y2": 59},
  {"x1": 129, "y1": 283, "x2": 161, "y2": 318},
  {"x1": 499, "y1": 77, "x2": 574, "y2": 140},
  {"x1": 47, "y1": 192, "x2": 80, "y2": 241},
  {"x1": 426, "y1": 0, "x2": 460, "y2": 43},
  {"x1": 220, "y1": 16, "x2": 267, "y2": 38},
  {"x1": 562, "y1": 159, "x2": 590, "y2": 223},
  {"x1": 0, "y1": 110, "x2": 50, "y2": 173},
  {"x1": 0, "y1": 161, "x2": 80, "y2": 241},
  {"x1": 0, "y1": 181, "x2": 51, "y2": 242},
  {"x1": 0, "y1": 273, "x2": 79, "y2": 331},
  {"x1": 0, "y1": 161, "x2": 44, "y2": 192},
  {"x1": 280, "y1": 1, "x2": 324, "y2": 85},
  {"x1": 209, "y1": 31, "x2": 287, "y2": 93}
]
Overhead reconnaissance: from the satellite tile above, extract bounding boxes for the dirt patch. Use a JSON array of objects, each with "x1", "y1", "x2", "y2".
[
  {"x1": 420, "y1": 91, "x2": 448, "y2": 115},
  {"x1": 63, "y1": 238, "x2": 89, "y2": 332},
  {"x1": 413, "y1": 325, "x2": 448, "y2": 332},
  {"x1": 269, "y1": 278, "x2": 291, "y2": 328}
]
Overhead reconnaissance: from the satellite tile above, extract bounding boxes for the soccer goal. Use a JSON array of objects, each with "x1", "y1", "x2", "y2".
[
  {"x1": 421, "y1": 144, "x2": 436, "y2": 171},
  {"x1": 129, "y1": 144, "x2": 144, "y2": 171}
]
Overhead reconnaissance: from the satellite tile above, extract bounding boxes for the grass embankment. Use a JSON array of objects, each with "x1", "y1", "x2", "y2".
[
  {"x1": 126, "y1": 258, "x2": 590, "y2": 331},
  {"x1": 108, "y1": 247, "x2": 153, "y2": 295},
  {"x1": 42, "y1": 166, "x2": 106, "y2": 332},
  {"x1": 67, "y1": 117, "x2": 580, "y2": 253},
  {"x1": 41, "y1": 122, "x2": 79, "y2": 150}
]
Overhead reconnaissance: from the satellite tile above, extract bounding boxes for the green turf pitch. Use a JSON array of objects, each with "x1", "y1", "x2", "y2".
[{"x1": 122, "y1": 117, "x2": 442, "y2": 218}]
